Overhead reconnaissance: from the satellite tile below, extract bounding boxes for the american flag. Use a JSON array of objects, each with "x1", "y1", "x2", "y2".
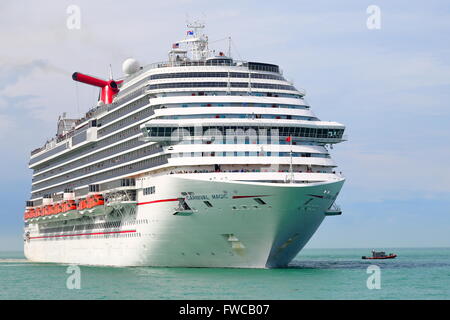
[
  {"x1": 187, "y1": 30, "x2": 194, "y2": 35},
  {"x1": 172, "y1": 43, "x2": 179, "y2": 49}
]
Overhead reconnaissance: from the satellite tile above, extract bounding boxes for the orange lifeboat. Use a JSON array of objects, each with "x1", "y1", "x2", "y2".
[
  {"x1": 61, "y1": 201, "x2": 67, "y2": 213},
  {"x1": 67, "y1": 200, "x2": 77, "y2": 211},
  {"x1": 77, "y1": 198, "x2": 88, "y2": 210},
  {"x1": 86, "y1": 194, "x2": 105, "y2": 209},
  {"x1": 53, "y1": 203, "x2": 62, "y2": 215},
  {"x1": 61, "y1": 200, "x2": 77, "y2": 213},
  {"x1": 44, "y1": 205, "x2": 54, "y2": 216},
  {"x1": 35, "y1": 207, "x2": 41, "y2": 217},
  {"x1": 28, "y1": 208, "x2": 35, "y2": 219},
  {"x1": 49, "y1": 205, "x2": 55, "y2": 216}
]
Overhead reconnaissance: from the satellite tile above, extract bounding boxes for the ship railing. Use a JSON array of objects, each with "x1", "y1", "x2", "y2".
[
  {"x1": 142, "y1": 132, "x2": 347, "y2": 144},
  {"x1": 30, "y1": 111, "x2": 101, "y2": 159},
  {"x1": 104, "y1": 189, "x2": 137, "y2": 206},
  {"x1": 129, "y1": 59, "x2": 255, "y2": 80}
]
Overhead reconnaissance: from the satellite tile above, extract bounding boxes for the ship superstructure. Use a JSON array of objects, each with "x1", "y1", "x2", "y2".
[{"x1": 23, "y1": 24, "x2": 346, "y2": 267}]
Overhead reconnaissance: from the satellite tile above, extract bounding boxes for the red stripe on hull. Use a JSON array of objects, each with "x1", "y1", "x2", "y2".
[{"x1": 137, "y1": 198, "x2": 179, "y2": 206}]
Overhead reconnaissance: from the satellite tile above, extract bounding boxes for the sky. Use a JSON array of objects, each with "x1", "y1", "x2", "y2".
[{"x1": 0, "y1": 0, "x2": 449, "y2": 251}]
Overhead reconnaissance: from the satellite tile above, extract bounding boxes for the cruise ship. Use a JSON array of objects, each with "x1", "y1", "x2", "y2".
[{"x1": 23, "y1": 24, "x2": 346, "y2": 268}]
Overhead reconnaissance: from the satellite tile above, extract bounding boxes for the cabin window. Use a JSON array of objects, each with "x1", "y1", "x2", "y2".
[{"x1": 143, "y1": 186, "x2": 156, "y2": 195}]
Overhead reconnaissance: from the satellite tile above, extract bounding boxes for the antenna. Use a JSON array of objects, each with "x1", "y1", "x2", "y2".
[
  {"x1": 185, "y1": 18, "x2": 208, "y2": 61},
  {"x1": 109, "y1": 64, "x2": 113, "y2": 80},
  {"x1": 75, "y1": 81, "x2": 80, "y2": 116},
  {"x1": 186, "y1": 19, "x2": 205, "y2": 36}
]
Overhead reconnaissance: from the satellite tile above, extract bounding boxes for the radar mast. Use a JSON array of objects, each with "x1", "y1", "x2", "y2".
[{"x1": 185, "y1": 20, "x2": 209, "y2": 61}]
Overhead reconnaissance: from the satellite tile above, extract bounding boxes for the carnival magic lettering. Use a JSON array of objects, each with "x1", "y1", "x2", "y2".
[{"x1": 186, "y1": 193, "x2": 228, "y2": 201}]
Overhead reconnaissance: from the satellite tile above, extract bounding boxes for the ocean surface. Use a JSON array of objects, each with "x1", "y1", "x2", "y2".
[{"x1": 0, "y1": 248, "x2": 449, "y2": 300}]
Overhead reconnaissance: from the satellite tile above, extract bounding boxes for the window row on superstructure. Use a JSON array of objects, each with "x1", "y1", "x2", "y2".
[
  {"x1": 37, "y1": 216, "x2": 148, "y2": 235},
  {"x1": 118, "y1": 70, "x2": 286, "y2": 97},
  {"x1": 156, "y1": 102, "x2": 310, "y2": 110},
  {"x1": 167, "y1": 164, "x2": 335, "y2": 176},
  {"x1": 31, "y1": 154, "x2": 169, "y2": 198},
  {"x1": 150, "y1": 71, "x2": 285, "y2": 81},
  {"x1": 32, "y1": 144, "x2": 162, "y2": 190},
  {"x1": 40, "y1": 220, "x2": 125, "y2": 234},
  {"x1": 31, "y1": 124, "x2": 142, "y2": 173},
  {"x1": 30, "y1": 142, "x2": 70, "y2": 165},
  {"x1": 97, "y1": 103, "x2": 155, "y2": 138},
  {"x1": 158, "y1": 113, "x2": 316, "y2": 121},
  {"x1": 97, "y1": 95, "x2": 149, "y2": 127},
  {"x1": 147, "y1": 82, "x2": 296, "y2": 91},
  {"x1": 152, "y1": 91, "x2": 303, "y2": 99},
  {"x1": 170, "y1": 151, "x2": 330, "y2": 158},
  {"x1": 145, "y1": 125, "x2": 344, "y2": 140},
  {"x1": 32, "y1": 137, "x2": 151, "y2": 181},
  {"x1": 166, "y1": 157, "x2": 335, "y2": 170}
]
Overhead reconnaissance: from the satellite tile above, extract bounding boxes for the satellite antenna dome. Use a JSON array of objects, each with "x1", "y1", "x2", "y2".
[{"x1": 122, "y1": 58, "x2": 140, "y2": 76}]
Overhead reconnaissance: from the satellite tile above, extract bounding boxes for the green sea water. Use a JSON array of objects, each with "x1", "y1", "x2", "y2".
[{"x1": 0, "y1": 248, "x2": 449, "y2": 300}]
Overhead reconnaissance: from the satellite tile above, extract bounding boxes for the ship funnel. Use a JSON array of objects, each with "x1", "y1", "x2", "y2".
[{"x1": 72, "y1": 72, "x2": 123, "y2": 104}]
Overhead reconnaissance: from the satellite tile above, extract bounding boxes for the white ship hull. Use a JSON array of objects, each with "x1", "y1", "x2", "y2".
[{"x1": 24, "y1": 176, "x2": 344, "y2": 268}]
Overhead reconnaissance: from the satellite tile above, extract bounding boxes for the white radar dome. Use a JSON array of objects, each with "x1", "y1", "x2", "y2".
[{"x1": 122, "y1": 58, "x2": 140, "y2": 76}]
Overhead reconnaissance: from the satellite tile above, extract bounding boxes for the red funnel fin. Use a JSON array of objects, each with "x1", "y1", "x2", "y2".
[{"x1": 72, "y1": 72, "x2": 122, "y2": 104}]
